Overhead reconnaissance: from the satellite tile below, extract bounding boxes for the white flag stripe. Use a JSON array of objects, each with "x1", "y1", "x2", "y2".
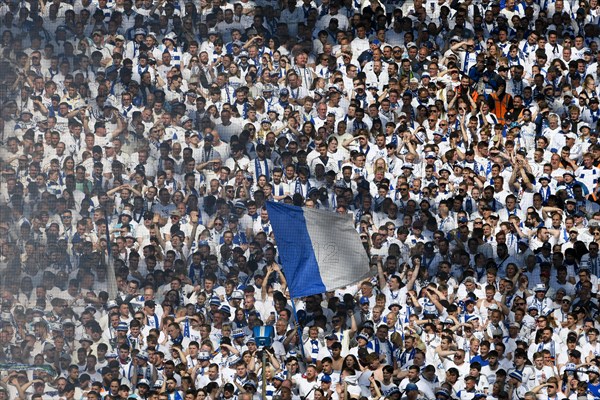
[{"x1": 303, "y1": 207, "x2": 371, "y2": 291}]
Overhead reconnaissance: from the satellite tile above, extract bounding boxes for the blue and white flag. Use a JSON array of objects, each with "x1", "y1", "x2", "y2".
[{"x1": 265, "y1": 202, "x2": 371, "y2": 298}]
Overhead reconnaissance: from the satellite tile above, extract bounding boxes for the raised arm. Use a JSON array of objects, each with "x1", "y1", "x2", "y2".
[
  {"x1": 368, "y1": 375, "x2": 383, "y2": 400},
  {"x1": 530, "y1": 383, "x2": 553, "y2": 395},
  {"x1": 222, "y1": 343, "x2": 240, "y2": 356},
  {"x1": 109, "y1": 111, "x2": 127, "y2": 138},
  {"x1": 377, "y1": 259, "x2": 387, "y2": 291},
  {"x1": 267, "y1": 349, "x2": 281, "y2": 370},
  {"x1": 425, "y1": 288, "x2": 446, "y2": 314},
  {"x1": 407, "y1": 291, "x2": 422, "y2": 314},
  {"x1": 450, "y1": 40, "x2": 469, "y2": 52},
  {"x1": 272, "y1": 262, "x2": 287, "y2": 294},
  {"x1": 262, "y1": 264, "x2": 273, "y2": 302},
  {"x1": 508, "y1": 161, "x2": 521, "y2": 192},
  {"x1": 153, "y1": 213, "x2": 166, "y2": 248},
  {"x1": 405, "y1": 260, "x2": 421, "y2": 291},
  {"x1": 2, "y1": 373, "x2": 27, "y2": 400},
  {"x1": 348, "y1": 309, "x2": 358, "y2": 338},
  {"x1": 435, "y1": 344, "x2": 458, "y2": 358},
  {"x1": 187, "y1": 212, "x2": 200, "y2": 248},
  {"x1": 342, "y1": 135, "x2": 359, "y2": 150}
]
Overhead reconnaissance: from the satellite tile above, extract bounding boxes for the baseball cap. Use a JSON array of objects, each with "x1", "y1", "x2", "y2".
[
  {"x1": 137, "y1": 379, "x2": 150, "y2": 387},
  {"x1": 564, "y1": 363, "x2": 577, "y2": 372},
  {"x1": 534, "y1": 284, "x2": 547, "y2": 292},
  {"x1": 224, "y1": 383, "x2": 235, "y2": 392},
  {"x1": 406, "y1": 383, "x2": 419, "y2": 392},
  {"x1": 508, "y1": 370, "x2": 523, "y2": 382},
  {"x1": 356, "y1": 333, "x2": 369, "y2": 342}
]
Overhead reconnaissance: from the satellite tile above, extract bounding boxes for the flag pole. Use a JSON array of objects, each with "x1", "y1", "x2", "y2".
[
  {"x1": 104, "y1": 208, "x2": 118, "y2": 300},
  {"x1": 290, "y1": 297, "x2": 307, "y2": 361},
  {"x1": 278, "y1": 250, "x2": 306, "y2": 361},
  {"x1": 261, "y1": 349, "x2": 267, "y2": 400}
]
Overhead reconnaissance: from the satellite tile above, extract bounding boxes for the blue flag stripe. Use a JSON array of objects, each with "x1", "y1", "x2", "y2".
[{"x1": 265, "y1": 202, "x2": 327, "y2": 298}]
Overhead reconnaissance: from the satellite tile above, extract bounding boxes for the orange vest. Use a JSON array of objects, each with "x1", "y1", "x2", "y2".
[{"x1": 490, "y1": 93, "x2": 511, "y2": 124}]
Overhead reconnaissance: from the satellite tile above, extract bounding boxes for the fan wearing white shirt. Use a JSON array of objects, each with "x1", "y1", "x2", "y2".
[
  {"x1": 295, "y1": 364, "x2": 321, "y2": 400},
  {"x1": 365, "y1": 60, "x2": 389, "y2": 91},
  {"x1": 350, "y1": 25, "x2": 371, "y2": 57},
  {"x1": 544, "y1": 31, "x2": 564, "y2": 61}
]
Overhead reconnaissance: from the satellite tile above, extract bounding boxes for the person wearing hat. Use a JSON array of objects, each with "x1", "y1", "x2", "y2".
[
  {"x1": 242, "y1": 379, "x2": 259, "y2": 396},
  {"x1": 110, "y1": 207, "x2": 136, "y2": 238},
  {"x1": 536, "y1": 174, "x2": 554, "y2": 205},
  {"x1": 317, "y1": 373, "x2": 335, "y2": 397},
  {"x1": 89, "y1": 29, "x2": 114, "y2": 63},
  {"x1": 586, "y1": 366, "x2": 600, "y2": 398},
  {"x1": 161, "y1": 32, "x2": 182, "y2": 69},
  {"x1": 558, "y1": 168, "x2": 582, "y2": 197},
  {"x1": 262, "y1": 85, "x2": 284, "y2": 116},
  {"x1": 581, "y1": 97, "x2": 600, "y2": 126},
  {"x1": 354, "y1": 296, "x2": 372, "y2": 327},
  {"x1": 227, "y1": 289, "x2": 244, "y2": 311},
  {"x1": 403, "y1": 382, "x2": 423, "y2": 399},
  {"x1": 460, "y1": 292, "x2": 480, "y2": 318},
  {"x1": 191, "y1": 347, "x2": 213, "y2": 383},
  {"x1": 15, "y1": 108, "x2": 36, "y2": 136},
  {"x1": 551, "y1": 291, "x2": 574, "y2": 327},
  {"x1": 527, "y1": 283, "x2": 553, "y2": 316},
  {"x1": 435, "y1": 387, "x2": 451, "y2": 400},
  {"x1": 228, "y1": 327, "x2": 245, "y2": 351},
  {"x1": 133, "y1": 377, "x2": 152, "y2": 398},
  {"x1": 131, "y1": 349, "x2": 157, "y2": 388}
]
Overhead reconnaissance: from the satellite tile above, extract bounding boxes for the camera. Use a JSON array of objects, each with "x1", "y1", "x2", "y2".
[{"x1": 148, "y1": 59, "x2": 156, "y2": 66}]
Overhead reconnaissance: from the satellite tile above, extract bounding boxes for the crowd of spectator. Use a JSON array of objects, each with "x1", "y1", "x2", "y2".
[{"x1": 1, "y1": 0, "x2": 600, "y2": 398}]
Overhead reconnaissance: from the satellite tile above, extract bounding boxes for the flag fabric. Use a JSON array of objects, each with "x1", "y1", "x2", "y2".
[{"x1": 265, "y1": 201, "x2": 371, "y2": 298}]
